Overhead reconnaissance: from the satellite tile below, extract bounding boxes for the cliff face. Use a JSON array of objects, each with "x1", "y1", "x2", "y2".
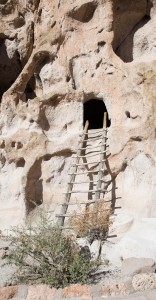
[{"x1": 0, "y1": 0, "x2": 156, "y2": 262}]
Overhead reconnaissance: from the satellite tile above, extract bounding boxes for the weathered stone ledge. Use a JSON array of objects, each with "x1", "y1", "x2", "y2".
[{"x1": 1, "y1": 282, "x2": 156, "y2": 300}]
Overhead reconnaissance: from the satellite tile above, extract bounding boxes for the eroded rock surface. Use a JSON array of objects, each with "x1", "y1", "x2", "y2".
[{"x1": 0, "y1": 0, "x2": 156, "y2": 263}]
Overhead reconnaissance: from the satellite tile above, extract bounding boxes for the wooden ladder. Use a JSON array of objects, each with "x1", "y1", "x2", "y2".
[{"x1": 57, "y1": 112, "x2": 108, "y2": 228}]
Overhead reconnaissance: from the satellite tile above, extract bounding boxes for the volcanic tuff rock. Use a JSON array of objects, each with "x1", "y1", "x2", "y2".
[{"x1": 0, "y1": 0, "x2": 156, "y2": 263}]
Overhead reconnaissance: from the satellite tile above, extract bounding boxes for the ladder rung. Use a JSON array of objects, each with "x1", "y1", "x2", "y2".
[
  {"x1": 100, "y1": 178, "x2": 113, "y2": 182},
  {"x1": 60, "y1": 223, "x2": 110, "y2": 229},
  {"x1": 68, "y1": 178, "x2": 110, "y2": 184},
  {"x1": 83, "y1": 150, "x2": 101, "y2": 154},
  {"x1": 72, "y1": 160, "x2": 105, "y2": 167},
  {"x1": 63, "y1": 188, "x2": 108, "y2": 194},
  {"x1": 69, "y1": 169, "x2": 105, "y2": 175},
  {"x1": 82, "y1": 134, "x2": 103, "y2": 138},
  {"x1": 73, "y1": 150, "x2": 107, "y2": 158},
  {"x1": 59, "y1": 198, "x2": 113, "y2": 207},
  {"x1": 80, "y1": 129, "x2": 107, "y2": 135},
  {"x1": 68, "y1": 170, "x2": 98, "y2": 175},
  {"x1": 59, "y1": 200, "x2": 96, "y2": 206},
  {"x1": 79, "y1": 144, "x2": 106, "y2": 150},
  {"x1": 68, "y1": 168, "x2": 105, "y2": 175},
  {"x1": 57, "y1": 210, "x2": 110, "y2": 217},
  {"x1": 68, "y1": 180, "x2": 97, "y2": 184},
  {"x1": 82, "y1": 136, "x2": 106, "y2": 142},
  {"x1": 79, "y1": 146, "x2": 109, "y2": 152}
]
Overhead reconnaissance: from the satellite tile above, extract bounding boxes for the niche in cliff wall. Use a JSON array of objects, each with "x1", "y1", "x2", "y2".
[
  {"x1": 25, "y1": 159, "x2": 43, "y2": 214},
  {"x1": 112, "y1": 0, "x2": 153, "y2": 62},
  {"x1": 25, "y1": 154, "x2": 72, "y2": 215},
  {"x1": 22, "y1": 57, "x2": 50, "y2": 102},
  {"x1": 0, "y1": 38, "x2": 22, "y2": 101}
]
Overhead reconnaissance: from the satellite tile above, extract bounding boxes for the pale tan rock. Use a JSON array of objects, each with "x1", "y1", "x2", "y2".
[
  {"x1": 26, "y1": 285, "x2": 56, "y2": 300},
  {"x1": 61, "y1": 284, "x2": 91, "y2": 299},
  {"x1": 0, "y1": 286, "x2": 18, "y2": 300},
  {"x1": 101, "y1": 282, "x2": 130, "y2": 297}
]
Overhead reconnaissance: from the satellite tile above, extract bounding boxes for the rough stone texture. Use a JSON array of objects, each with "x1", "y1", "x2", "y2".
[
  {"x1": 2, "y1": 284, "x2": 156, "y2": 300},
  {"x1": 100, "y1": 282, "x2": 130, "y2": 297},
  {"x1": 0, "y1": 0, "x2": 156, "y2": 265},
  {"x1": 121, "y1": 258, "x2": 156, "y2": 277},
  {"x1": 61, "y1": 284, "x2": 91, "y2": 299},
  {"x1": 0, "y1": 239, "x2": 17, "y2": 287},
  {"x1": 0, "y1": 286, "x2": 18, "y2": 300},
  {"x1": 132, "y1": 273, "x2": 156, "y2": 292},
  {"x1": 26, "y1": 285, "x2": 56, "y2": 300},
  {"x1": 3, "y1": 283, "x2": 156, "y2": 300},
  {"x1": 90, "y1": 239, "x2": 101, "y2": 261},
  {"x1": 146, "y1": 289, "x2": 156, "y2": 300},
  {"x1": 13, "y1": 285, "x2": 28, "y2": 300}
]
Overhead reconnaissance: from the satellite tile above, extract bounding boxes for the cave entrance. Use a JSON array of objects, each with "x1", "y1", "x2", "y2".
[{"x1": 83, "y1": 99, "x2": 110, "y2": 129}]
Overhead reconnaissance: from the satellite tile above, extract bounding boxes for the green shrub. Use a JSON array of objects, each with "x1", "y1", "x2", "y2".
[{"x1": 4, "y1": 211, "x2": 96, "y2": 288}]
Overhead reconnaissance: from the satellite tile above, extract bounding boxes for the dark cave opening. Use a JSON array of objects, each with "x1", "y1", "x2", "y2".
[
  {"x1": 25, "y1": 81, "x2": 36, "y2": 100},
  {"x1": 83, "y1": 99, "x2": 110, "y2": 129},
  {"x1": 0, "y1": 38, "x2": 22, "y2": 102},
  {"x1": 23, "y1": 74, "x2": 39, "y2": 101}
]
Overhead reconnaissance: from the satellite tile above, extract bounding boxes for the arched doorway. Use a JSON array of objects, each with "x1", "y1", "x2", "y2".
[{"x1": 83, "y1": 99, "x2": 110, "y2": 129}]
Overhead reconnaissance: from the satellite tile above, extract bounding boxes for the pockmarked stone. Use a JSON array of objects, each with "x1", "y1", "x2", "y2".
[{"x1": 132, "y1": 273, "x2": 156, "y2": 292}]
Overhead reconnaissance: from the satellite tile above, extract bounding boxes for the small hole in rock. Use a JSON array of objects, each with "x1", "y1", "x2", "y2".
[
  {"x1": 11, "y1": 141, "x2": 16, "y2": 148},
  {"x1": 98, "y1": 28, "x2": 103, "y2": 33},
  {"x1": 131, "y1": 136, "x2": 142, "y2": 142},
  {"x1": 66, "y1": 75, "x2": 70, "y2": 82},
  {"x1": 0, "y1": 140, "x2": 5, "y2": 148},
  {"x1": 38, "y1": 9, "x2": 42, "y2": 17},
  {"x1": 51, "y1": 21, "x2": 56, "y2": 28},
  {"x1": 125, "y1": 111, "x2": 131, "y2": 118},
  {"x1": 96, "y1": 59, "x2": 102, "y2": 69},
  {"x1": 25, "y1": 81, "x2": 36, "y2": 101},
  {"x1": 63, "y1": 124, "x2": 67, "y2": 131},
  {"x1": 16, "y1": 158, "x2": 25, "y2": 167},
  {"x1": 17, "y1": 142, "x2": 23, "y2": 149},
  {"x1": 98, "y1": 41, "x2": 106, "y2": 48},
  {"x1": 44, "y1": 155, "x2": 51, "y2": 161}
]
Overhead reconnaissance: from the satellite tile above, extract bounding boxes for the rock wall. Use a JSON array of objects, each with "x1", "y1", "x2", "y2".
[{"x1": 0, "y1": 0, "x2": 156, "y2": 264}]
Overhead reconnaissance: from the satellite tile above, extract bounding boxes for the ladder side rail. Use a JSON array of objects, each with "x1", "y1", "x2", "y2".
[
  {"x1": 57, "y1": 120, "x2": 89, "y2": 227},
  {"x1": 95, "y1": 112, "x2": 107, "y2": 201}
]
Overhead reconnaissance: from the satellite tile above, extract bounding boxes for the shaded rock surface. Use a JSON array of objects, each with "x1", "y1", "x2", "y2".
[{"x1": 121, "y1": 258, "x2": 156, "y2": 277}]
